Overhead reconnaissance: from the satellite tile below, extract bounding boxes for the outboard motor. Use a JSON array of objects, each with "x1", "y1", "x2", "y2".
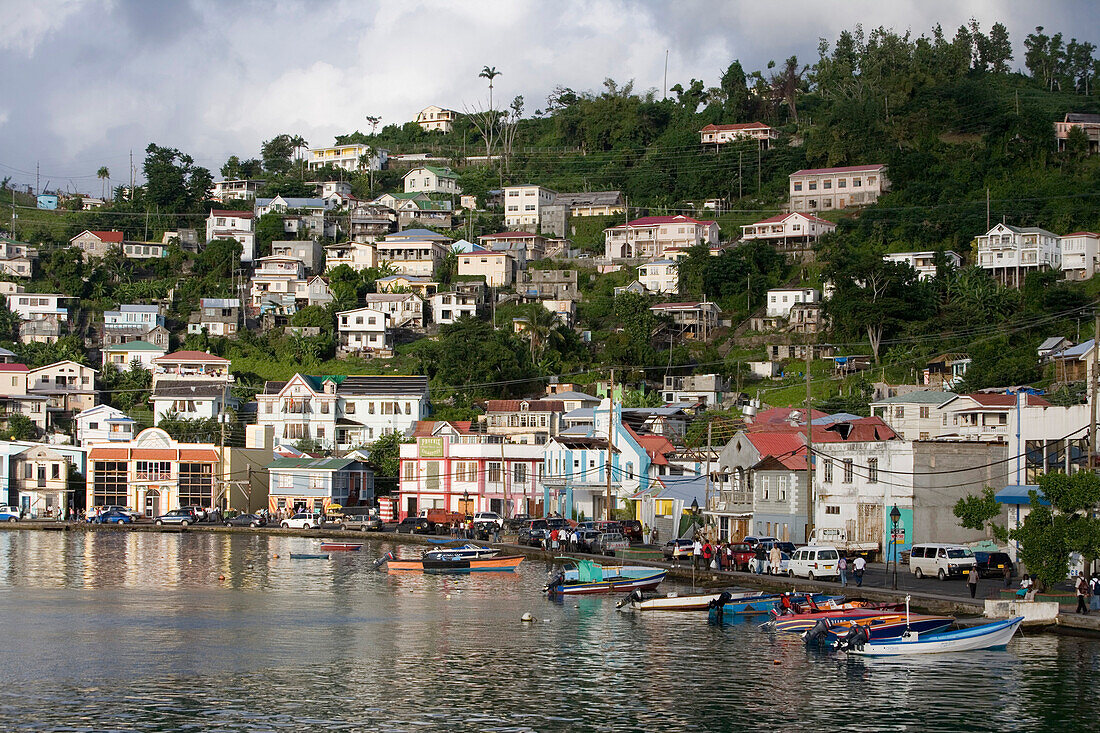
[
  {"x1": 616, "y1": 588, "x2": 645, "y2": 609},
  {"x1": 707, "y1": 591, "x2": 733, "y2": 615},
  {"x1": 804, "y1": 618, "x2": 831, "y2": 646},
  {"x1": 544, "y1": 571, "x2": 565, "y2": 594},
  {"x1": 837, "y1": 623, "x2": 870, "y2": 652},
  {"x1": 372, "y1": 551, "x2": 393, "y2": 570}
]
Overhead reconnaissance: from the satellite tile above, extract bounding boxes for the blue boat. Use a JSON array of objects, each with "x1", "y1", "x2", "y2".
[
  {"x1": 708, "y1": 592, "x2": 843, "y2": 619},
  {"x1": 844, "y1": 617, "x2": 1024, "y2": 656}
]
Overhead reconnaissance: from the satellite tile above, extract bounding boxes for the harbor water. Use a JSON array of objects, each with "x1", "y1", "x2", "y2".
[{"x1": 0, "y1": 530, "x2": 1097, "y2": 731}]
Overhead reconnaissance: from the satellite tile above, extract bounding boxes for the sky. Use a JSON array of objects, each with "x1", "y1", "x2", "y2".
[{"x1": 0, "y1": 0, "x2": 1096, "y2": 194}]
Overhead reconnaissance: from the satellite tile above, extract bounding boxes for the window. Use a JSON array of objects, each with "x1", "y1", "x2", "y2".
[
  {"x1": 823, "y1": 180, "x2": 832, "y2": 189},
  {"x1": 92, "y1": 460, "x2": 128, "y2": 507},
  {"x1": 843, "y1": 459, "x2": 853, "y2": 483},
  {"x1": 346, "y1": 402, "x2": 356, "y2": 414},
  {"x1": 894, "y1": 406, "x2": 905, "y2": 419},
  {"x1": 761, "y1": 475, "x2": 770, "y2": 500},
  {"x1": 488, "y1": 462, "x2": 502, "y2": 482},
  {"x1": 513, "y1": 464, "x2": 526, "y2": 483},
  {"x1": 321, "y1": 403, "x2": 330, "y2": 414},
  {"x1": 793, "y1": 182, "x2": 802, "y2": 191},
  {"x1": 853, "y1": 178, "x2": 862, "y2": 187},
  {"x1": 89, "y1": 422, "x2": 99, "y2": 430},
  {"x1": 808, "y1": 182, "x2": 817, "y2": 191},
  {"x1": 823, "y1": 459, "x2": 833, "y2": 483},
  {"x1": 178, "y1": 463, "x2": 214, "y2": 507},
  {"x1": 868, "y1": 458, "x2": 878, "y2": 484},
  {"x1": 136, "y1": 461, "x2": 171, "y2": 481},
  {"x1": 919, "y1": 406, "x2": 930, "y2": 419},
  {"x1": 825, "y1": 505, "x2": 840, "y2": 515},
  {"x1": 403, "y1": 462, "x2": 416, "y2": 481},
  {"x1": 838, "y1": 179, "x2": 847, "y2": 188},
  {"x1": 919, "y1": 432, "x2": 930, "y2": 440}
]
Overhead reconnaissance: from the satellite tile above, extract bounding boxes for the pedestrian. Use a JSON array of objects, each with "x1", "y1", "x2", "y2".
[
  {"x1": 838, "y1": 555, "x2": 848, "y2": 587},
  {"x1": 643, "y1": 523, "x2": 651, "y2": 545},
  {"x1": 769, "y1": 545, "x2": 782, "y2": 576},
  {"x1": 1075, "y1": 574, "x2": 1090, "y2": 615},
  {"x1": 492, "y1": 522, "x2": 501, "y2": 544},
  {"x1": 651, "y1": 526, "x2": 659, "y2": 545},
  {"x1": 754, "y1": 545, "x2": 766, "y2": 574},
  {"x1": 1015, "y1": 574, "x2": 1033, "y2": 599},
  {"x1": 725, "y1": 542, "x2": 733, "y2": 571},
  {"x1": 1090, "y1": 573, "x2": 1100, "y2": 612},
  {"x1": 551, "y1": 528, "x2": 560, "y2": 552},
  {"x1": 853, "y1": 555, "x2": 866, "y2": 587},
  {"x1": 703, "y1": 540, "x2": 714, "y2": 569},
  {"x1": 692, "y1": 536, "x2": 703, "y2": 570},
  {"x1": 967, "y1": 565, "x2": 980, "y2": 599}
]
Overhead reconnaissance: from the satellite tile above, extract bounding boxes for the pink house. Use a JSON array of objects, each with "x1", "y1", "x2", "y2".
[{"x1": 604, "y1": 215, "x2": 719, "y2": 260}]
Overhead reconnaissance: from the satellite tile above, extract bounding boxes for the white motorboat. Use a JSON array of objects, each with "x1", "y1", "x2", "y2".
[
  {"x1": 843, "y1": 616, "x2": 1024, "y2": 656},
  {"x1": 422, "y1": 543, "x2": 500, "y2": 562},
  {"x1": 616, "y1": 589, "x2": 764, "y2": 611}
]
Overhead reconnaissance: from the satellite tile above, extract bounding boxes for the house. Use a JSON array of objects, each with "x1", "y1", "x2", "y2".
[
  {"x1": 1037, "y1": 336, "x2": 1070, "y2": 363},
  {"x1": 372, "y1": 191, "x2": 429, "y2": 210},
  {"x1": 0, "y1": 364, "x2": 47, "y2": 433},
  {"x1": 80, "y1": 197, "x2": 105, "y2": 210},
  {"x1": 767, "y1": 343, "x2": 837, "y2": 361},
  {"x1": 9, "y1": 445, "x2": 75, "y2": 519},
  {"x1": 300, "y1": 276, "x2": 333, "y2": 308},
  {"x1": 869, "y1": 391, "x2": 958, "y2": 441},
  {"x1": 307, "y1": 143, "x2": 387, "y2": 172},
  {"x1": 0, "y1": 238, "x2": 37, "y2": 277},
  {"x1": 523, "y1": 269, "x2": 579, "y2": 301},
  {"x1": 649, "y1": 301, "x2": 721, "y2": 341},
  {"x1": 662, "y1": 374, "x2": 728, "y2": 409},
  {"x1": 396, "y1": 198, "x2": 454, "y2": 229},
  {"x1": 398, "y1": 428, "x2": 545, "y2": 520},
  {"x1": 70, "y1": 230, "x2": 123, "y2": 260},
  {"x1": 740, "y1": 212, "x2": 836, "y2": 255},
  {"x1": 974, "y1": 223, "x2": 1060, "y2": 286},
  {"x1": 938, "y1": 392, "x2": 1052, "y2": 443},
  {"x1": 271, "y1": 240, "x2": 323, "y2": 274},
  {"x1": 346, "y1": 201, "x2": 397, "y2": 240},
  {"x1": 1059, "y1": 232, "x2": 1100, "y2": 280},
  {"x1": 212, "y1": 179, "x2": 265, "y2": 202},
  {"x1": 162, "y1": 228, "x2": 199, "y2": 252},
  {"x1": 73, "y1": 404, "x2": 136, "y2": 446},
  {"x1": 552, "y1": 190, "x2": 625, "y2": 217},
  {"x1": 375, "y1": 230, "x2": 452, "y2": 277},
  {"x1": 542, "y1": 299, "x2": 576, "y2": 327},
  {"x1": 638, "y1": 260, "x2": 679, "y2": 295},
  {"x1": 403, "y1": 166, "x2": 460, "y2": 195},
  {"x1": 604, "y1": 215, "x2": 719, "y2": 260},
  {"x1": 102, "y1": 340, "x2": 166, "y2": 371},
  {"x1": 120, "y1": 241, "x2": 168, "y2": 260},
  {"x1": 923, "y1": 353, "x2": 971, "y2": 390},
  {"x1": 256, "y1": 373, "x2": 429, "y2": 450},
  {"x1": 415, "y1": 105, "x2": 457, "y2": 133},
  {"x1": 765, "y1": 288, "x2": 819, "y2": 318},
  {"x1": 362, "y1": 293, "x2": 424, "y2": 328},
  {"x1": 150, "y1": 351, "x2": 234, "y2": 423},
  {"x1": 613, "y1": 281, "x2": 648, "y2": 297},
  {"x1": 324, "y1": 241, "x2": 375, "y2": 272},
  {"x1": 478, "y1": 232, "x2": 547, "y2": 262},
  {"x1": 789, "y1": 164, "x2": 888, "y2": 213},
  {"x1": 85, "y1": 425, "x2": 274, "y2": 516},
  {"x1": 187, "y1": 298, "x2": 240, "y2": 337},
  {"x1": 699, "y1": 122, "x2": 778, "y2": 148},
  {"x1": 337, "y1": 306, "x2": 392, "y2": 357},
  {"x1": 482, "y1": 399, "x2": 565, "y2": 444},
  {"x1": 205, "y1": 210, "x2": 256, "y2": 262},
  {"x1": 0, "y1": 347, "x2": 16, "y2": 364},
  {"x1": 882, "y1": 250, "x2": 963, "y2": 280},
  {"x1": 502, "y1": 184, "x2": 557, "y2": 230},
  {"x1": 102, "y1": 304, "x2": 167, "y2": 349},
  {"x1": 429, "y1": 289, "x2": 483, "y2": 325},
  {"x1": 267, "y1": 457, "x2": 375, "y2": 514},
  {"x1": 374, "y1": 275, "x2": 439, "y2": 297},
  {"x1": 458, "y1": 248, "x2": 516, "y2": 287},
  {"x1": 249, "y1": 256, "x2": 307, "y2": 308},
  {"x1": 26, "y1": 360, "x2": 98, "y2": 416},
  {"x1": 1051, "y1": 339, "x2": 1095, "y2": 384},
  {"x1": 1054, "y1": 113, "x2": 1100, "y2": 154},
  {"x1": 255, "y1": 197, "x2": 337, "y2": 239}
]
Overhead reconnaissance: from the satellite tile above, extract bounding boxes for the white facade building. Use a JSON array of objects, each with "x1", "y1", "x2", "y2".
[
  {"x1": 765, "y1": 288, "x2": 819, "y2": 318},
  {"x1": 362, "y1": 293, "x2": 424, "y2": 328},
  {"x1": 403, "y1": 166, "x2": 460, "y2": 195},
  {"x1": 789, "y1": 164, "x2": 888, "y2": 212},
  {"x1": 205, "y1": 210, "x2": 256, "y2": 262},
  {"x1": 337, "y1": 306, "x2": 392, "y2": 356},
  {"x1": 974, "y1": 223, "x2": 1060, "y2": 287},
  {"x1": 415, "y1": 106, "x2": 457, "y2": 133},
  {"x1": 307, "y1": 144, "x2": 387, "y2": 172},
  {"x1": 73, "y1": 404, "x2": 136, "y2": 446},
  {"x1": 502, "y1": 185, "x2": 557, "y2": 230},
  {"x1": 430, "y1": 291, "x2": 480, "y2": 325},
  {"x1": 1059, "y1": 232, "x2": 1100, "y2": 281},
  {"x1": 882, "y1": 251, "x2": 963, "y2": 280},
  {"x1": 638, "y1": 260, "x2": 679, "y2": 294}
]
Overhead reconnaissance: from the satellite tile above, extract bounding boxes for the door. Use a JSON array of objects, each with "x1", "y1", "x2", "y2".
[
  {"x1": 857, "y1": 503, "x2": 882, "y2": 546},
  {"x1": 406, "y1": 496, "x2": 417, "y2": 519},
  {"x1": 425, "y1": 462, "x2": 440, "y2": 491},
  {"x1": 145, "y1": 491, "x2": 160, "y2": 518}
]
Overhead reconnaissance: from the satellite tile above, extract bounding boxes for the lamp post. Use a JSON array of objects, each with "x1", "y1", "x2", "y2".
[
  {"x1": 463, "y1": 491, "x2": 471, "y2": 518},
  {"x1": 691, "y1": 497, "x2": 700, "y2": 535},
  {"x1": 890, "y1": 505, "x2": 901, "y2": 590}
]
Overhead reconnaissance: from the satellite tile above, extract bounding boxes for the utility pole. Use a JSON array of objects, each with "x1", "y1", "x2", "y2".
[
  {"x1": 738, "y1": 151, "x2": 742, "y2": 200},
  {"x1": 219, "y1": 380, "x2": 228, "y2": 511},
  {"x1": 663, "y1": 49, "x2": 669, "y2": 100},
  {"x1": 704, "y1": 420, "x2": 712, "y2": 538},
  {"x1": 756, "y1": 143, "x2": 761, "y2": 194},
  {"x1": 986, "y1": 187, "x2": 990, "y2": 231},
  {"x1": 36, "y1": 161, "x2": 39, "y2": 197},
  {"x1": 129, "y1": 150, "x2": 134, "y2": 201},
  {"x1": 1091, "y1": 309, "x2": 1099, "y2": 470},
  {"x1": 605, "y1": 368, "x2": 615, "y2": 522},
  {"x1": 805, "y1": 335, "x2": 815, "y2": 542}
]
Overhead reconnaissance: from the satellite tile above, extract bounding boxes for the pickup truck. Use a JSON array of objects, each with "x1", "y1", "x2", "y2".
[
  {"x1": 419, "y1": 508, "x2": 466, "y2": 528},
  {"x1": 807, "y1": 528, "x2": 878, "y2": 559}
]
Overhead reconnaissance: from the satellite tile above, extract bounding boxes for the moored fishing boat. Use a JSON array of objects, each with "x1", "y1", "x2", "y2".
[
  {"x1": 423, "y1": 543, "x2": 499, "y2": 561},
  {"x1": 707, "y1": 591, "x2": 843, "y2": 618},
  {"x1": 616, "y1": 589, "x2": 763, "y2": 612},
  {"x1": 798, "y1": 613, "x2": 954, "y2": 639},
  {"x1": 379, "y1": 551, "x2": 524, "y2": 573},
  {"x1": 319, "y1": 542, "x2": 363, "y2": 551},
  {"x1": 290, "y1": 553, "x2": 330, "y2": 560},
  {"x1": 545, "y1": 560, "x2": 666, "y2": 595},
  {"x1": 840, "y1": 616, "x2": 1024, "y2": 655}
]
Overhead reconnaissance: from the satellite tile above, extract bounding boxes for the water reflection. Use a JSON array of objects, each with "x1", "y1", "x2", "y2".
[{"x1": 0, "y1": 530, "x2": 1096, "y2": 731}]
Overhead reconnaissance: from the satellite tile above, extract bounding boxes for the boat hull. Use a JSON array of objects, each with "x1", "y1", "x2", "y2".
[
  {"x1": 548, "y1": 570, "x2": 667, "y2": 595},
  {"x1": 290, "y1": 553, "x2": 330, "y2": 559},
  {"x1": 319, "y1": 543, "x2": 363, "y2": 551},
  {"x1": 846, "y1": 617, "x2": 1024, "y2": 655},
  {"x1": 828, "y1": 615, "x2": 955, "y2": 639},
  {"x1": 710, "y1": 594, "x2": 843, "y2": 618},
  {"x1": 423, "y1": 544, "x2": 499, "y2": 561},
  {"x1": 384, "y1": 555, "x2": 524, "y2": 573}
]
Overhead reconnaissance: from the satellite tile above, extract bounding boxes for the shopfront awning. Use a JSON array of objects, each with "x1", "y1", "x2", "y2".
[{"x1": 994, "y1": 484, "x2": 1049, "y2": 506}]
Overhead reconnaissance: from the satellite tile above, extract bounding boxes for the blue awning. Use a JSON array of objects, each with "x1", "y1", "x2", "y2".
[{"x1": 995, "y1": 485, "x2": 1050, "y2": 506}]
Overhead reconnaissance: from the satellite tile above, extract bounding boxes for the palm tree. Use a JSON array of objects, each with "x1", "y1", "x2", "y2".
[
  {"x1": 97, "y1": 166, "x2": 110, "y2": 199},
  {"x1": 290, "y1": 135, "x2": 308, "y2": 177},
  {"x1": 364, "y1": 115, "x2": 381, "y2": 135},
  {"x1": 479, "y1": 66, "x2": 501, "y2": 113}
]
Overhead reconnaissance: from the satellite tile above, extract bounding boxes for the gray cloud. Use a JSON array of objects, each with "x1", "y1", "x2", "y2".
[{"x1": 0, "y1": 0, "x2": 1095, "y2": 192}]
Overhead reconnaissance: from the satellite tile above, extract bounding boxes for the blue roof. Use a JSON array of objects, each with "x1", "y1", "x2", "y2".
[
  {"x1": 387, "y1": 228, "x2": 447, "y2": 239},
  {"x1": 812, "y1": 412, "x2": 863, "y2": 425},
  {"x1": 633, "y1": 474, "x2": 707, "y2": 505},
  {"x1": 1060, "y1": 339, "x2": 1094, "y2": 359},
  {"x1": 994, "y1": 485, "x2": 1050, "y2": 506}
]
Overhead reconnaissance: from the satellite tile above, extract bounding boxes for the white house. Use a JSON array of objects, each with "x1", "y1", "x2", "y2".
[
  {"x1": 765, "y1": 288, "x2": 819, "y2": 318},
  {"x1": 307, "y1": 143, "x2": 387, "y2": 173},
  {"x1": 375, "y1": 230, "x2": 452, "y2": 278},
  {"x1": 604, "y1": 215, "x2": 719, "y2": 260},
  {"x1": 205, "y1": 210, "x2": 256, "y2": 262},
  {"x1": 502, "y1": 184, "x2": 557, "y2": 230},
  {"x1": 740, "y1": 212, "x2": 836, "y2": 250},
  {"x1": 187, "y1": 298, "x2": 240, "y2": 337},
  {"x1": 415, "y1": 106, "x2": 457, "y2": 133},
  {"x1": 267, "y1": 456, "x2": 376, "y2": 514},
  {"x1": 1059, "y1": 231, "x2": 1100, "y2": 281},
  {"x1": 789, "y1": 164, "x2": 888, "y2": 212},
  {"x1": 403, "y1": 166, "x2": 460, "y2": 195},
  {"x1": 102, "y1": 340, "x2": 166, "y2": 371},
  {"x1": 638, "y1": 260, "x2": 679, "y2": 294},
  {"x1": 73, "y1": 404, "x2": 136, "y2": 446},
  {"x1": 430, "y1": 291, "x2": 480, "y2": 325},
  {"x1": 212, "y1": 179, "x2": 265, "y2": 202},
  {"x1": 974, "y1": 223, "x2": 1060, "y2": 287},
  {"x1": 337, "y1": 306, "x2": 392, "y2": 356},
  {"x1": 699, "y1": 122, "x2": 778, "y2": 148},
  {"x1": 250, "y1": 256, "x2": 307, "y2": 308},
  {"x1": 869, "y1": 391, "x2": 959, "y2": 441},
  {"x1": 150, "y1": 351, "x2": 235, "y2": 423},
  {"x1": 324, "y1": 241, "x2": 376, "y2": 272},
  {"x1": 6, "y1": 293, "x2": 70, "y2": 322},
  {"x1": 257, "y1": 373, "x2": 429, "y2": 450},
  {"x1": 882, "y1": 251, "x2": 963, "y2": 280},
  {"x1": 362, "y1": 293, "x2": 424, "y2": 328},
  {"x1": 458, "y1": 248, "x2": 516, "y2": 287}
]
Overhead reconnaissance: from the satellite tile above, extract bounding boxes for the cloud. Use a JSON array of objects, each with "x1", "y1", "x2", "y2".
[{"x1": 0, "y1": 0, "x2": 84, "y2": 54}]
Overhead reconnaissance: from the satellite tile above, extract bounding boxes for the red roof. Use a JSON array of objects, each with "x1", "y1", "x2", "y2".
[
  {"x1": 411, "y1": 420, "x2": 475, "y2": 436},
  {"x1": 746, "y1": 415, "x2": 898, "y2": 443},
  {"x1": 792, "y1": 164, "x2": 885, "y2": 176},
  {"x1": 154, "y1": 350, "x2": 230, "y2": 363},
  {"x1": 958, "y1": 393, "x2": 1051, "y2": 408},
  {"x1": 609, "y1": 215, "x2": 713, "y2": 229},
  {"x1": 628, "y1": 428, "x2": 675, "y2": 466},
  {"x1": 485, "y1": 399, "x2": 564, "y2": 412},
  {"x1": 480, "y1": 231, "x2": 538, "y2": 239},
  {"x1": 90, "y1": 230, "x2": 124, "y2": 243},
  {"x1": 210, "y1": 209, "x2": 254, "y2": 218},
  {"x1": 0, "y1": 363, "x2": 28, "y2": 372},
  {"x1": 750, "y1": 407, "x2": 829, "y2": 427},
  {"x1": 700, "y1": 122, "x2": 771, "y2": 132},
  {"x1": 1063, "y1": 232, "x2": 1100, "y2": 238},
  {"x1": 748, "y1": 212, "x2": 834, "y2": 226}
]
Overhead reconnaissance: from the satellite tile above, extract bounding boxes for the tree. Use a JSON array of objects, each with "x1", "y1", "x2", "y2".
[
  {"x1": 985, "y1": 22, "x2": 1013, "y2": 74},
  {"x1": 1010, "y1": 472, "x2": 1100, "y2": 590},
  {"x1": 143, "y1": 144, "x2": 212, "y2": 217},
  {"x1": 255, "y1": 212, "x2": 286, "y2": 259},
  {"x1": 261, "y1": 134, "x2": 295, "y2": 174},
  {"x1": 719, "y1": 60, "x2": 752, "y2": 119},
  {"x1": 953, "y1": 486, "x2": 1007, "y2": 541},
  {"x1": 1, "y1": 414, "x2": 37, "y2": 440},
  {"x1": 769, "y1": 56, "x2": 809, "y2": 122},
  {"x1": 364, "y1": 115, "x2": 381, "y2": 135},
  {"x1": 97, "y1": 166, "x2": 110, "y2": 198},
  {"x1": 0, "y1": 303, "x2": 21, "y2": 341},
  {"x1": 366, "y1": 431, "x2": 403, "y2": 495},
  {"x1": 479, "y1": 65, "x2": 501, "y2": 115}
]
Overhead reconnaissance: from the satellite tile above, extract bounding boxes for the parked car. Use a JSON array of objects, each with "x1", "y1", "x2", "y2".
[
  {"x1": 154, "y1": 508, "x2": 199, "y2": 526},
  {"x1": 395, "y1": 516, "x2": 434, "y2": 534},
  {"x1": 749, "y1": 551, "x2": 791, "y2": 575},
  {"x1": 94, "y1": 509, "x2": 133, "y2": 525},
  {"x1": 518, "y1": 519, "x2": 548, "y2": 547},
  {"x1": 742, "y1": 535, "x2": 779, "y2": 548},
  {"x1": 620, "y1": 520, "x2": 643, "y2": 542},
  {"x1": 0, "y1": 505, "x2": 19, "y2": 522},
  {"x1": 787, "y1": 545, "x2": 840, "y2": 581},
  {"x1": 179, "y1": 506, "x2": 209, "y2": 522},
  {"x1": 974, "y1": 551, "x2": 1015, "y2": 579},
  {"x1": 342, "y1": 511, "x2": 384, "y2": 532},
  {"x1": 473, "y1": 511, "x2": 503, "y2": 529},
  {"x1": 729, "y1": 543, "x2": 756, "y2": 571},
  {"x1": 280, "y1": 512, "x2": 321, "y2": 530},
  {"x1": 909, "y1": 543, "x2": 977, "y2": 580},
  {"x1": 595, "y1": 532, "x2": 630, "y2": 556},
  {"x1": 775, "y1": 541, "x2": 797, "y2": 555},
  {"x1": 663, "y1": 538, "x2": 694, "y2": 560},
  {"x1": 224, "y1": 513, "x2": 267, "y2": 528},
  {"x1": 103, "y1": 505, "x2": 139, "y2": 520},
  {"x1": 575, "y1": 529, "x2": 602, "y2": 553},
  {"x1": 504, "y1": 513, "x2": 531, "y2": 531}
]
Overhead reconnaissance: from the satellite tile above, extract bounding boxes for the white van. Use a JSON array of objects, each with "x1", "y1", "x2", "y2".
[
  {"x1": 909, "y1": 543, "x2": 976, "y2": 580},
  {"x1": 787, "y1": 545, "x2": 840, "y2": 581}
]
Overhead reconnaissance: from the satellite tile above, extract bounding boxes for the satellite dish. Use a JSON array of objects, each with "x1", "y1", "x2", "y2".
[{"x1": 742, "y1": 403, "x2": 757, "y2": 419}]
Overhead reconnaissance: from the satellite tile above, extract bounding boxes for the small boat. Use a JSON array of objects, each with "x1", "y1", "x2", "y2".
[
  {"x1": 423, "y1": 543, "x2": 499, "y2": 561},
  {"x1": 319, "y1": 542, "x2": 363, "y2": 551},
  {"x1": 617, "y1": 589, "x2": 763, "y2": 612},
  {"x1": 290, "y1": 553, "x2": 330, "y2": 560},
  {"x1": 799, "y1": 613, "x2": 955, "y2": 639},
  {"x1": 545, "y1": 560, "x2": 667, "y2": 595},
  {"x1": 841, "y1": 616, "x2": 1024, "y2": 655},
  {"x1": 380, "y1": 551, "x2": 524, "y2": 573},
  {"x1": 708, "y1": 591, "x2": 843, "y2": 618}
]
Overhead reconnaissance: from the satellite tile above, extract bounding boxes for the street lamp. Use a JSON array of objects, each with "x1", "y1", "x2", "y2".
[
  {"x1": 463, "y1": 491, "x2": 471, "y2": 518},
  {"x1": 890, "y1": 505, "x2": 901, "y2": 590}
]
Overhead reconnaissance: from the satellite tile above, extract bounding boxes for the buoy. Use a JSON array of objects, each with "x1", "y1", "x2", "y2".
[
  {"x1": 273, "y1": 554, "x2": 279, "y2": 558},
  {"x1": 521, "y1": 612, "x2": 534, "y2": 622},
  {"x1": 247, "y1": 563, "x2": 254, "y2": 569},
  {"x1": 219, "y1": 575, "x2": 225, "y2": 581},
  {"x1": 445, "y1": 594, "x2": 452, "y2": 599},
  {"x1": 773, "y1": 660, "x2": 781, "y2": 665}
]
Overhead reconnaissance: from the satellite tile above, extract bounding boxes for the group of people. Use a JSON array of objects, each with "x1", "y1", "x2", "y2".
[
  {"x1": 836, "y1": 554, "x2": 867, "y2": 587},
  {"x1": 1074, "y1": 573, "x2": 1100, "y2": 614}
]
